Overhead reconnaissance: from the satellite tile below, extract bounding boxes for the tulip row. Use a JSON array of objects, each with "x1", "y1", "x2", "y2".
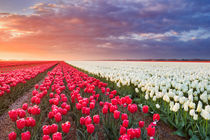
[
  {"x1": 8, "y1": 62, "x2": 160, "y2": 140},
  {"x1": 0, "y1": 62, "x2": 57, "y2": 115},
  {"x1": 0, "y1": 61, "x2": 57, "y2": 73},
  {"x1": 67, "y1": 61, "x2": 210, "y2": 139},
  {"x1": 0, "y1": 62, "x2": 57, "y2": 97}
]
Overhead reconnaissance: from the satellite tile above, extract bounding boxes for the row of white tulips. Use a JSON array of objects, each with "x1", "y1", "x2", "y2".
[{"x1": 68, "y1": 61, "x2": 210, "y2": 121}]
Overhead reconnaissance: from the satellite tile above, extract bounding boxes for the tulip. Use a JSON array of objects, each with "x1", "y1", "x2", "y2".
[
  {"x1": 76, "y1": 103, "x2": 82, "y2": 110},
  {"x1": 62, "y1": 121, "x2": 71, "y2": 133},
  {"x1": 51, "y1": 124, "x2": 58, "y2": 133},
  {"x1": 89, "y1": 102, "x2": 95, "y2": 109},
  {"x1": 102, "y1": 106, "x2": 108, "y2": 114},
  {"x1": 121, "y1": 113, "x2": 128, "y2": 121},
  {"x1": 139, "y1": 121, "x2": 144, "y2": 128},
  {"x1": 134, "y1": 128, "x2": 141, "y2": 138},
  {"x1": 85, "y1": 116, "x2": 92, "y2": 126},
  {"x1": 42, "y1": 135, "x2": 51, "y2": 140},
  {"x1": 8, "y1": 132, "x2": 17, "y2": 140},
  {"x1": 22, "y1": 103, "x2": 28, "y2": 110},
  {"x1": 21, "y1": 131, "x2": 31, "y2": 140},
  {"x1": 80, "y1": 117, "x2": 85, "y2": 125},
  {"x1": 8, "y1": 110, "x2": 18, "y2": 122},
  {"x1": 153, "y1": 114, "x2": 160, "y2": 122},
  {"x1": 128, "y1": 104, "x2": 137, "y2": 113},
  {"x1": 120, "y1": 126, "x2": 127, "y2": 135},
  {"x1": 87, "y1": 124, "x2": 95, "y2": 134},
  {"x1": 16, "y1": 118, "x2": 25, "y2": 129},
  {"x1": 52, "y1": 132, "x2": 62, "y2": 140},
  {"x1": 54, "y1": 112, "x2": 62, "y2": 122},
  {"x1": 114, "y1": 110, "x2": 120, "y2": 119},
  {"x1": 122, "y1": 120, "x2": 129, "y2": 128},
  {"x1": 119, "y1": 134, "x2": 130, "y2": 140},
  {"x1": 127, "y1": 128, "x2": 135, "y2": 139},
  {"x1": 147, "y1": 127, "x2": 155, "y2": 137},
  {"x1": 93, "y1": 115, "x2": 100, "y2": 124},
  {"x1": 142, "y1": 105, "x2": 149, "y2": 113}
]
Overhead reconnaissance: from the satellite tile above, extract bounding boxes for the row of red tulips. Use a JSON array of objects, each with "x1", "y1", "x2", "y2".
[
  {"x1": 8, "y1": 62, "x2": 160, "y2": 140},
  {"x1": 0, "y1": 62, "x2": 57, "y2": 97}
]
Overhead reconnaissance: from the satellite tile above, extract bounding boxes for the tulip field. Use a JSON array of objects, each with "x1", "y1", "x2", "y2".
[{"x1": 0, "y1": 61, "x2": 209, "y2": 140}]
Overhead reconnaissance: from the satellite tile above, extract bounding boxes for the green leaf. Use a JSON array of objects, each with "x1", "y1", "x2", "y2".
[
  {"x1": 190, "y1": 135, "x2": 199, "y2": 140},
  {"x1": 133, "y1": 98, "x2": 141, "y2": 103},
  {"x1": 178, "y1": 121, "x2": 185, "y2": 129},
  {"x1": 172, "y1": 129, "x2": 186, "y2": 137},
  {"x1": 188, "y1": 129, "x2": 193, "y2": 136}
]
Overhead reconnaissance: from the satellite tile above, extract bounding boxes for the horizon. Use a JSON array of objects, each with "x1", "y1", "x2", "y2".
[{"x1": 0, "y1": 0, "x2": 210, "y2": 60}]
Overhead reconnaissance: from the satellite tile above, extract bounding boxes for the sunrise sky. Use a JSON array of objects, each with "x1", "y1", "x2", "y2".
[{"x1": 0, "y1": 0, "x2": 210, "y2": 60}]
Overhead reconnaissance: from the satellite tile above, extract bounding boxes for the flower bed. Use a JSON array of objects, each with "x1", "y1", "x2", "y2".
[
  {"x1": 8, "y1": 62, "x2": 160, "y2": 140},
  {"x1": 68, "y1": 61, "x2": 210, "y2": 139}
]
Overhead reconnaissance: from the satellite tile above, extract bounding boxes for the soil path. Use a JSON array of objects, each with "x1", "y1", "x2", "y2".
[{"x1": 0, "y1": 77, "x2": 46, "y2": 140}]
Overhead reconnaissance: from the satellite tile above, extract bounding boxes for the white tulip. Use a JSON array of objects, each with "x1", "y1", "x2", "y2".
[
  {"x1": 193, "y1": 114, "x2": 198, "y2": 120},
  {"x1": 201, "y1": 109, "x2": 210, "y2": 120},
  {"x1": 156, "y1": 104, "x2": 160, "y2": 109},
  {"x1": 135, "y1": 88, "x2": 139, "y2": 93},
  {"x1": 189, "y1": 109, "x2": 195, "y2": 116},
  {"x1": 172, "y1": 103, "x2": 180, "y2": 112}
]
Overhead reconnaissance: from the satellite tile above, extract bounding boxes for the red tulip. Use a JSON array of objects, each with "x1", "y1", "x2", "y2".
[
  {"x1": 99, "y1": 101, "x2": 104, "y2": 107},
  {"x1": 43, "y1": 125, "x2": 51, "y2": 135},
  {"x1": 121, "y1": 113, "x2": 128, "y2": 121},
  {"x1": 54, "y1": 112, "x2": 62, "y2": 122},
  {"x1": 142, "y1": 105, "x2": 149, "y2": 113},
  {"x1": 22, "y1": 103, "x2": 28, "y2": 110},
  {"x1": 122, "y1": 120, "x2": 129, "y2": 128},
  {"x1": 102, "y1": 106, "x2": 108, "y2": 114},
  {"x1": 128, "y1": 104, "x2": 138, "y2": 113},
  {"x1": 8, "y1": 132, "x2": 17, "y2": 140},
  {"x1": 85, "y1": 116, "x2": 92, "y2": 126},
  {"x1": 125, "y1": 96, "x2": 132, "y2": 104},
  {"x1": 80, "y1": 117, "x2": 85, "y2": 125},
  {"x1": 48, "y1": 111, "x2": 54, "y2": 119},
  {"x1": 65, "y1": 104, "x2": 70, "y2": 111},
  {"x1": 111, "y1": 98, "x2": 117, "y2": 105},
  {"x1": 120, "y1": 126, "x2": 127, "y2": 135},
  {"x1": 8, "y1": 110, "x2": 18, "y2": 122},
  {"x1": 21, "y1": 131, "x2": 31, "y2": 140},
  {"x1": 114, "y1": 110, "x2": 120, "y2": 119},
  {"x1": 62, "y1": 121, "x2": 71, "y2": 133},
  {"x1": 50, "y1": 124, "x2": 58, "y2": 133},
  {"x1": 139, "y1": 121, "x2": 144, "y2": 128},
  {"x1": 52, "y1": 132, "x2": 62, "y2": 140},
  {"x1": 110, "y1": 105, "x2": 117, "y2": 113},
  {"x1": 147, "y1": 127, "x2": 155, "y2": 137},
  {"x1": 35, "y1": 84, "x2": 39, "y2": 89},
  {"x1": 134, "y1": 128, "x2": 141, "y2": 138},
  {"x1": 119, "y1": 134, "x2": 130, "y2": 140},
  {"x1": 127, "y1": 128, "x2": 135, "y2": 139},
  {"x1": 42, "y1": 135, "x2": 51, "y2": 140},
  {"x1": 89, "y1": 102, "x2": 95, "y2": 109},
  {"x1": 26, "y1": 117, "x2": 36, "y2": 127},
  {"x1": 76, "y1": 103, "x2": 82, "y2": 110},
  {"x1": 16, "y1": 118, "x2": 25, "y2": 129},
  {"x1": 87, "y1": 124, "x2": 95, "y2": 134},
  {"x1": 85, "y1": 107, "x2": 90, "y2": 115},
  {"x1": 93, "y1": 115, "x2": 100, "y2": 124},
  {"x1": 18, "y1": 109, "x2": 26, "y2": 118},
  {"x1": 153, "y1": 114, "x2": 160, "y2": 122}
]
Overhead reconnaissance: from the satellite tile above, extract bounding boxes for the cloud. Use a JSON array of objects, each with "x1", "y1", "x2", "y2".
[{"x1": 0, "y1": 0, "x2": 210, "y2": 60}]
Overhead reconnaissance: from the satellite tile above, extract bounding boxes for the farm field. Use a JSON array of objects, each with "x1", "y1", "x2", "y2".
[
  {"x1": 68, "y1": 61, "x2": 210, "y2": 140},
  {"x1": 0, "y1": 61, "x2": 209, "y2": 140},
  {"x1": 1, "y1": 0, "x2": 210, "y2": 139}
]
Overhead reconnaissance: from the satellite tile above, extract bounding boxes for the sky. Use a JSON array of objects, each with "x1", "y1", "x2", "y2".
[{"x1": 0, "y1": 0, "x2": 210, "y2": 60}]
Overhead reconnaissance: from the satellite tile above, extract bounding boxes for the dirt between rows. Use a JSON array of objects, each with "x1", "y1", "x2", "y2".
[{"x1": 0, "y1": 77, "x2": 46, "y2": 140}]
